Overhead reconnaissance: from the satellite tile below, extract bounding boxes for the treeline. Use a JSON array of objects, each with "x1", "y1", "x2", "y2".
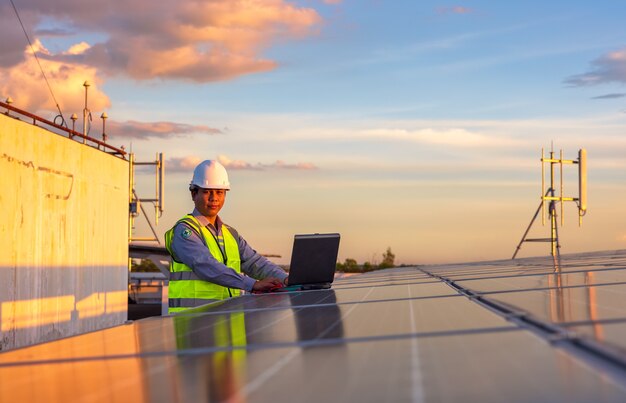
[
  {"x1": 132, "y1": 246, "x2": 400, "y2": 275},
  {"x1": 336, "y1": 247, "x2": 396, "y2": 273}
]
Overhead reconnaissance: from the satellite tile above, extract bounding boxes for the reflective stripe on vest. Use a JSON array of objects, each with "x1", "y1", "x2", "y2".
[
  {"x1": 165, "y1": 215, "x2": 241, "y2": 314},
  {"x1": 169, "y1": 271, "x2": 202, "y2": 281}
]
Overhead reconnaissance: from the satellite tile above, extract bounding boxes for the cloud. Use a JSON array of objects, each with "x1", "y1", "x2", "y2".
[
  {"x1": 217, "y1": 155, "x2": 258, "y2": 170},
  {"x1": 322, "y1": 0, "x2": 343, "y2": 4},
  {"x1": 0, "y1": 40, "x2": 109, "y2": 114},
  {"x1": 591, "y1": 93, "x2": 626, "y2": 100},
  {"x1": 339, "y1": 127, "x2": 519, "y2": 148},
  {"x1": 263, "y1": 160, "x2": 317, "y2": 170},
  {"x1": 0, "y1": 11, "x2": 37, "y2": 67},
  {"x1": 365, "y1": 128, "x2": 484, "y2": 146},
  {"x1": 1, "y1": 0, "x2": 322, "y2": 83},
  {"x1": 64, "y1": 42, "x2": 90, "y2": 55},
  {"x1": 250, "y1": 114, "x2": 626, "y2": 153},
  {"x1": 166, "y1": 156, "x2": 204, "y2": 173},
  {"x1": 107, "y1": 120, "x2": 222, "y2": 140},
  {"x1": 565, "y1": 47, "x2": 626, "y2": 86},
  {"x1": 166, "y1": 155, "x2": 317, "y2": 173},
  {"x1": 436, "y1": 6, "x2": 474, "y2": 15},
  {"x1": 218, "y1": 154, "x2": 317, "y2": 170}
]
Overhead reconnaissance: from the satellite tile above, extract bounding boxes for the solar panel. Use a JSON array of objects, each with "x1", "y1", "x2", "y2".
[{"x1": 2, "y1": 251, "x2": 626, "y2": 402}]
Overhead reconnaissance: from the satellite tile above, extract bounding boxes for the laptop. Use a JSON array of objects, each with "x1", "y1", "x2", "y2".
[{"x1": 276, "y1": 233, "x2": 341, "y2": 291}]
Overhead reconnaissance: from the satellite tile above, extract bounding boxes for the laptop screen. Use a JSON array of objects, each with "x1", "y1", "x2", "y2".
[{"x1": 288, "y1": 233, "x2": 340, "y2": 286}]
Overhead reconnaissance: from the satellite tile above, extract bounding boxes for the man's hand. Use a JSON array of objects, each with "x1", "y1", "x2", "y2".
[{"x1": 252, "y1": 277, "x2": 284, "y2": 292}]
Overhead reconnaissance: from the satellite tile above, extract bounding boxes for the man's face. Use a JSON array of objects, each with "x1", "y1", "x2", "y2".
[{"x1": 192, "y1": 188, "x2": 227, "y2": 220}]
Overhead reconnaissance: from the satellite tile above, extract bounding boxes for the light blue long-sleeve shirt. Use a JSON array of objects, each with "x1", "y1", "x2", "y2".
[{"x1": 169, "y1": 209, "x2": 287, "y2": 292}]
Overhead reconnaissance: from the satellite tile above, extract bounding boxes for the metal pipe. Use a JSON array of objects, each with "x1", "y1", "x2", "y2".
[
  {"x1": 131, "y1": 237, "x2": 160, "y2": 242},
  {"x1": 512, "y1": 188, "x2": 552, "y2": 259},
  {"x1": 82, "y1": 81, "x2": 90, "y2": 144},
  {"x1": 101, "y1": 112, "x2": 108, "y2": 144},
  {"x1": 158, "y1": 152, "x2": 164, "y2": 216},
  {"x1": 551, "y1": 201, "x2": 558, "y2": 257},
  {"x1": 553, "y1": 203, "x2": 562, "y2": 271},
  {"x1": 543, "y1": 196, "x2": 576, "y2": 201},
  {"x1": 550, "y1": 149, "x2": 556, "y2": 256},
  {"x1": 70, "y1": 113, "x2": 77, "y2": 138},
  {"x1": 155, "y1": 153, "x2": 159, "y2": 225},
  {"x1": 560, "y1": 149, "x2": 564, "y2": 226},
  {"x1": 541, "y1": 148, "x2": 545, "y2": 225},
  {"x1": 128, "y1": 153, "x2": 135, "y2": 243},
  {"x1": 5, "y1": 97, "x2": 13, "y2": 116},
  {"x1": 578, "y1": 149, "x2": 587, "y2": 227}
]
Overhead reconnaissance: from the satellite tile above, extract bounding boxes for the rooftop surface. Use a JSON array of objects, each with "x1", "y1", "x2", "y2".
[{"x1": 2, "y1": 250, "x2": 626, "y2": 402}]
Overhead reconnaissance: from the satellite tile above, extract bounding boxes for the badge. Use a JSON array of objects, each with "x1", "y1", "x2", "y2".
[{"x1": 182, "y1": 228, "x2": 192, "y2": 239}]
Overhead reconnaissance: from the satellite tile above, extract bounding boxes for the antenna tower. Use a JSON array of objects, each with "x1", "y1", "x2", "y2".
[{"x1": 512, "y1": 147, "x2": 587, "y2": 269}]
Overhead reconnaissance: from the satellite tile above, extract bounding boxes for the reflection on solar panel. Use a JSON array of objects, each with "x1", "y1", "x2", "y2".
[{"x1": 2, "y1": 250, "x2": 626, "y2": 402}]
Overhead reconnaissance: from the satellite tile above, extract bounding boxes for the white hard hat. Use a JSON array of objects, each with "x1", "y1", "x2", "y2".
[{"x1": 190, "y1": 160, "x2": 230, "y2": 190}]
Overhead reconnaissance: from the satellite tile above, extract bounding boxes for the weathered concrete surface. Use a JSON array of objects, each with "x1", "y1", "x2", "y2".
[{"x1": 0, "y1": 113, "x2": 129, "y2": 350}]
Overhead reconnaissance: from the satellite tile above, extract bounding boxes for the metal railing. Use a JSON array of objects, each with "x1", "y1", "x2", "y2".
[{"x1": 1, "y1": 100, "x2": 126, "y2": 158}]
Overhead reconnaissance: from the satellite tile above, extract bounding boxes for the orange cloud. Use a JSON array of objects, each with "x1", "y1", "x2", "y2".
[
  {"x1": 115, "y1": 44, "x2": 277, "y2": 82},
  {"x1": 3, "y1": 0, "x2": 321, "y2": 83},
  {"x1": 0, "y1": 40, "x2": 109, "y2": 115},
  {"x1": 0, "y1": 0, "x2": 323, "y2": 119}
]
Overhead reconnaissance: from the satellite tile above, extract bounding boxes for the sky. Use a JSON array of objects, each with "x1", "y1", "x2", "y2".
[{"x1": 2, "y1": 0, "x2": 626, "y2": 265}]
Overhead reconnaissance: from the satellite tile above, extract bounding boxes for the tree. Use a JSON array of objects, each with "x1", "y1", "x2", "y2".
[
  {"x1": 379, "y1": 247, "x2": 395, "y2": 269},
  {"x1": 344, "y1": 258, "x2": 358, "y2": 272},
  {"x1": 337, "y1": 258, "x2": 360, "y2": 273},
  {"x1": 131, "y1": 258, "x2": 160, "y2": 272}
]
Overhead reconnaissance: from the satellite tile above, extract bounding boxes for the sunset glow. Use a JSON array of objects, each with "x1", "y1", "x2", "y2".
[{"x1": 1, "y1": 0, "x2": 625, "y2": 264}]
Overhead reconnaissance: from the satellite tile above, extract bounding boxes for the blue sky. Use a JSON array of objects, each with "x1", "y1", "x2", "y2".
[{"x1": 2, "y1": 1, "x2": 626, "y2": 264}]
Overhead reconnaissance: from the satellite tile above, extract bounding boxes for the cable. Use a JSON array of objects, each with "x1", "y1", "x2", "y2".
[
  {"x1": 9, "y1": 0, "x2": 67, "y2": 127},
  {"x1": 53, "y1": 114, "x2": 66, "y2": 127}
]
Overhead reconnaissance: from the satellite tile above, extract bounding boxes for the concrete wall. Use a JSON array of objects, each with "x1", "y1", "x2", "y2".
[{"x1": 0, "y1": 114, "x2": 129, "y2": 350}]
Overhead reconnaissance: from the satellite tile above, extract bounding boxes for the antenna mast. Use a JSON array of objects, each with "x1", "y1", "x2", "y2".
[{"x1": 512, "y1": 147, "x2": 587, "y2": 270}]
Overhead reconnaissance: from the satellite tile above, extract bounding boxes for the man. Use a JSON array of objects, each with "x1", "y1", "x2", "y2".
[{"x1": 165, "y1": 160, "x2": 287, "y2": 313}]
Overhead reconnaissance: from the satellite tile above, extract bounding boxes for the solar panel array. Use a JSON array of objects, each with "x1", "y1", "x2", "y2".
[{"x1": 2, "y1": 250, "x2": 626, "y2": 402}]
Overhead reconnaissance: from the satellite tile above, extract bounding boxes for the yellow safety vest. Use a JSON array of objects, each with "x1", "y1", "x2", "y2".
[{"x1": 165, "y1": 215, "x2": 242, "y2": 313}]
